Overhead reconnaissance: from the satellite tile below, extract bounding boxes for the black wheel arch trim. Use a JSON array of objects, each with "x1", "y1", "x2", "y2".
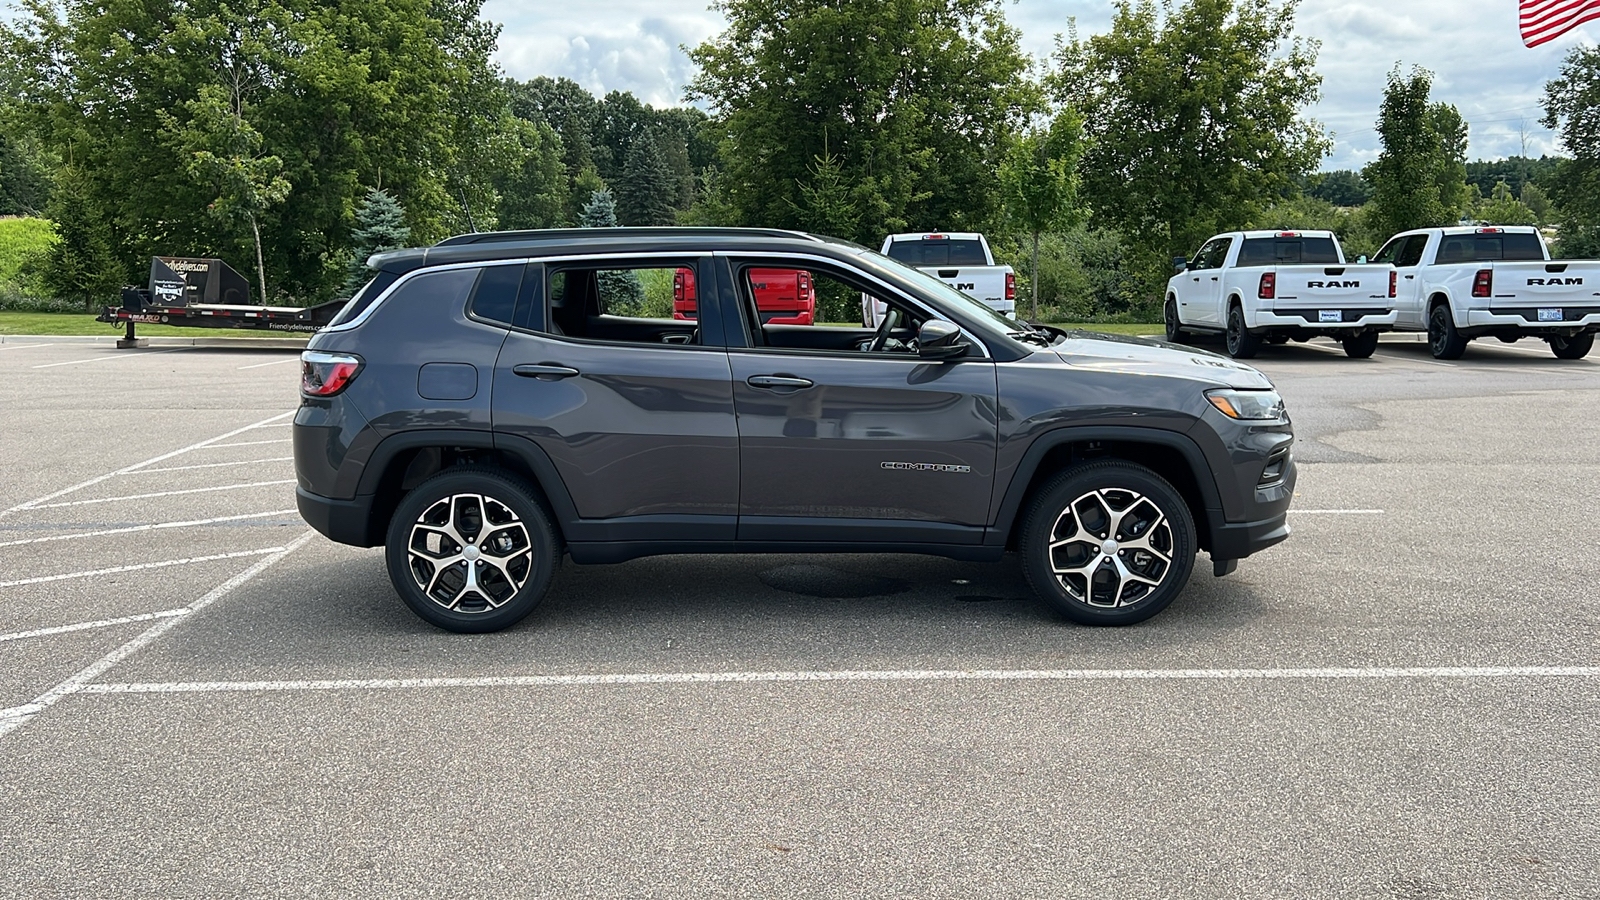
[{"x1": 985, "y1": 425, "x2": 1229, "y2": 549}]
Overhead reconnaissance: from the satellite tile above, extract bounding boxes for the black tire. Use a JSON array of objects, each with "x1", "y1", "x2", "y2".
[
  {"x1": 384, "y1": 466, "x2": 559, "y2": 633},
  {"x1": 1018, "y1": 460, "x2": 1197, "y2": 626},
  {"x1": 1164, "y1": 296, "x2": 1188, "y2": 343},
  {"x1": 1342, "y1": 330, "x2": 1380, "y2": 359},
  {"x1": 1428, "y1": 304, "x2": 1468, "y2": 360},
  {"x1": 1550, "y1": 333, "x2": 1594, "y2": 360},
  {"x1": 1225, "y1": 303, "x2": 1261, "y2": 359}
]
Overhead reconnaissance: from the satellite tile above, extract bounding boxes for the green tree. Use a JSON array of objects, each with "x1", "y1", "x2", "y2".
[
  {"x1": 1543, "y1": 46, "x2": 1600, "y2": 258},
  {"x1": 1364, "y1": 66, "x2": 1471, "y2": 239},
  {"x1": 1474, "y1": 181, "x2": 1538, "y2": 226},
  {"x1": 688, "y1": 0, "x2": 1037, "y2": 244},
  {"x1": 494, "y1": 118, "x2": 569, "y2": 230},
  {"x1": 2, "y1": 0, "x2": 505, "y2": 303},
  {"x1": 616, "y1": 131, "x2": 678, "y2": 226},
  {"x1": 1308, "y1": 170, "x2": 1372, "y2": 207},
  {"x1": 1520, "y1": 181, "x2": 1553, "y2": 224},
  {"x1": 788, "y1": 148, "x2": 862, "y2": 240},
  {"x1": 345, "y1": 189, "x2": 410, "y2": 294},
  {"x1": 580, "y1": 189, "x2": 644, "y2": 312},
  {"x1": 1054, "y1": 0, "x2": 1328, "y2": 276},
  {"x1": 1000, "y1": 111, "x2": 1084, "y2": 320},
  {"x1": 37, "y1": 166, "x2": 124, "y2": 308}
]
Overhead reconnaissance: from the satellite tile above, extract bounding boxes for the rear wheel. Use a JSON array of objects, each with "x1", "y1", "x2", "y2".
[
  {"x1": 1225, "y1": 303, "x2": 1262, "y2": 359},
  {"x1": 1019, "y1": 461, "x2": 1196, "y2": 626},
  {"x1": 1428, "y1": 304, "x2": 1468, "y2": 359},
  {"x1": 1550, "y1": 332, "x2": 1594, "y2": 359},
  {"x1": 1164, "y1": 296, "x2": 1188, "y2": 343},
  {"x1": 384, "y1": 466, "x2": 558, "y2": 633},
  {"x1": 1342, "y1": 330, "x2": 1380, "y2": 359}
]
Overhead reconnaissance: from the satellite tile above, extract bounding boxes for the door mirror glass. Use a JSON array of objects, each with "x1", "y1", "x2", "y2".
[
  {"x1": 1356, "y1": 255, "x2": 1368, "y2": 264},
  {"x1": 1173, "y1": 256, "x2": 1189, "y2": 271},
  {"x1": 917, "y1": 319, "x2": 969, "y2": 359}
]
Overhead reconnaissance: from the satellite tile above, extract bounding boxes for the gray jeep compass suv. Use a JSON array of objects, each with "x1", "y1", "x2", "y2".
[{"x1": 295, "y1": 227, "x2": 1294, "y2": 632}]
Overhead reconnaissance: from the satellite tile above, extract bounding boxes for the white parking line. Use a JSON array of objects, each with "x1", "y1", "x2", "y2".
[
  {"x1": 238, "y1": 358, "x2": 301, "y2": 370},
  {"x1": 0, "y1": 509, "x2": 299, "y2": 549},
  {"x1": 0, "y1": 546, "x2": 289, "y2": 588},
  {"x1": 0, "y1": 411, "x2": 294, "y2": 517},
  {"x1": 23, "y1": 480, "x2": 296, "y2": 511},
  {"x1": 0, "y1": 610, "x2": 189, "y2": 643},
  {"x1": 131, "y1": 457, "x2": 293, "y2": 475},
  {"x1": 0, "y1": 343, "x2": 50, "y2": 351},
  {"x1": 1288, "y1": 509, "x2": 1384, "y2": 515},
  {"x1": 0, "y1": 532, "x2": 312, "y2": 742},
  {"x1": 67, "y1": 664, "x2": 1600, "y2": 698},
  {"x1": 31, "y1": 347, "x2": 189, "y2": 369},
  {"x1": 204, "y1": 439, "x2": 291, "y2": 449}
]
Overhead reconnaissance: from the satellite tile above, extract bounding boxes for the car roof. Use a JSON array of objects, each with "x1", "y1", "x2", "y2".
[{"x1": 367, "y1": 227, "x2": 869, "y2": 274}]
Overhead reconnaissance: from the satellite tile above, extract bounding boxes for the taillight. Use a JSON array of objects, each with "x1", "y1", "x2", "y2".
[
  {"x1": 1258, "y1": 272, "x2": 1275, "y2": 299},
  {"x1": 673, "y1": 269, "x2": 687, "y2": 302},
  {"x1": 1389, "y1": 270, "x2": 1397, "y2": 298},
  {"x1": 1472, "y1": 269, "x2": 1492, "y2": 298},
  {"x1": 301, "y1": 351, "x2": 362, "y2": 397},
  {"x1": 797, "y1": 271, "x2": 812, "y2": 300},
  {"x1": 1005, "y1": 272, "x2": 1016, "y2": 301}
]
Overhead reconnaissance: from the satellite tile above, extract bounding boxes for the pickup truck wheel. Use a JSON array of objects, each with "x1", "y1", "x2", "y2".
[
  {"x1": 1342, "y1": 330, "x2": 1380, "y2": 359},
  {"x1": 1019, "y1": 461, "x2": 1196, "y2": 626},
  {"x1": 1550, "y1": 333, "x2": 1594, "y2": 359},
  {"x1": 1428, "y1": 304, "x2": 1468, "y2": 359},
  {"x1": 384, "y1": 466, "x2": 558, "y2": 633},
  {"x1": 1225, "y1": 304, "x2": 1262, "y2": 359},
  {"x1": 1163, "y1": 297, "x2": 1188, "y2": 343}
]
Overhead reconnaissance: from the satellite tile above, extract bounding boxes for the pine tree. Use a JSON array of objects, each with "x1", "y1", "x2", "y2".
[
  {"x1": 616, "y1": 132, "x2": 677, "y2": 226},
  {"x1": 580, "y1": 189, "x2": 644, "y2": 312},
  {"x1": 39, "y1": 166, "x2": 123, "y2": 309},
  {"x1": 345, "y1": 189, "x2": 410, "y2": 295}
]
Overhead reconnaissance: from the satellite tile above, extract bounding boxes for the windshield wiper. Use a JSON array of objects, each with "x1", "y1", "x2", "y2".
[{"x1": 1008, "y1": 329, "x2": 1052, "y2": 347}]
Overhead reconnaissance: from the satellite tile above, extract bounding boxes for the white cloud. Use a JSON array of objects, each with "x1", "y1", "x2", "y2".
[{"x1": 489, "y1": 0, "x2": 1597, "y2": 168}]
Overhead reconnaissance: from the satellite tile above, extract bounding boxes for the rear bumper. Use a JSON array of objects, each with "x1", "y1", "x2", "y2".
[
  {"x1": 1464, "y1": 309, "x2": 1600, "y2": 331},
  {"x1": 297, "y1": 486, "x2": 381, "y2": 547},
  {"x1": 1251, "y1": 308, "x2": 1397, "y2": 330}
]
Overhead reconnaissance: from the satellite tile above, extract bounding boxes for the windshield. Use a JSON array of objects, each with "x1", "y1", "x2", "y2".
[{"x1": 854, "y1": 250, "x2": 1028, "y2": 345}]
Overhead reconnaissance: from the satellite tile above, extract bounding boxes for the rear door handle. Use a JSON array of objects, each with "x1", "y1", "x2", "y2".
[
  {"x1": 1404, "y1": 275, "x2": 1415, "y2": 279},
  {"x1": 513, "y1": 363, "x2": 580, "y2": 380},
  {"x1": 746, "y1": 374, "x2": 814, "y2": 390}
]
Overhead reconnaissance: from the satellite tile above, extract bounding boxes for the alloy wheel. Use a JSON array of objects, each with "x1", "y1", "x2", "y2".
[
  {"x1": 1046, "y1": 487, "x2": 1175, "y2": 608},
  {"x1": 406, "y1": 492, "x2": 534, "y2": 612}
]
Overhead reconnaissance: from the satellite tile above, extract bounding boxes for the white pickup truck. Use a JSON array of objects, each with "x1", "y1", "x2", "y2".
[
  {"x1": 1165, "y1": 230, "x2": 1397, "y2": 359},
  {"x1": 1372, "y1": 225, "x2": 1600, "y2": 359},
  {"x1": 870, "y1": 232, "x2": 1015, "y2": 325}
]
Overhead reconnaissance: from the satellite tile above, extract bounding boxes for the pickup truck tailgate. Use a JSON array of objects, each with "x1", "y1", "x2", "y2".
[
  {"x1": 1484, "y1": 262, "x2": 1600, "y2": 318},
  {"x1": 1267, "y1": 264, "x2": 1392, "y2": 321},
  {"x1": 923, "y1": 266, "x2": 1009, "y2": 304}
]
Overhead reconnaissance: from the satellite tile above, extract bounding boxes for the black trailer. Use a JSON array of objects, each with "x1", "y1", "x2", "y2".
[{"x1": 97, "y1": 257, "x2": 346, "y2": 347}]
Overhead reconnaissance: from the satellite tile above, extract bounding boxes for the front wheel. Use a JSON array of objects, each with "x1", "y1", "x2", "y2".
[
  {"x1": 384, "y1": 466, "x2": 559, "y2": 633},
  {"x1": 1428, "y1": 305, "x2": 1468, "y2": 359},
  {"x1": 1019, "y1": 461, "x2": 1197, "y2": 626},
  {"x1": 1225, "y1": 304, "x2": 1262, "y2": 359},
  {"x1": 1550, "y1": 333, "x2": 1594, "y2": 359},
  {"x1": 1342, "y1": 330, "x2": 1380, "y2": 359}
]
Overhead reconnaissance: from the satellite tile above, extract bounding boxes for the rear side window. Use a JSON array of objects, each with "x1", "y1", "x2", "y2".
[
  {"x1": 468, "y1": 263, "x2": 523, "y2": 326},
  {"x1": 327, "y1": 271, "x2": 399, "y2": 327},
  {"x1": 1238, "y1": 237, "x2": 1341, "y2": 265},
  {"x1": 1435, "y1": 233, "x2": 1544, "y2": 263},
  {"x1": 885, "y1": 239, "x2": 989, "y2": 267},
  {"x1": 353, "y1": 267, "x2": 478, "y2": 326}
]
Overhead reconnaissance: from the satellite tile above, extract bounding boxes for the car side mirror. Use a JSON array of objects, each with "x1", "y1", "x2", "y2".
[
  {"x1": 1173, "y1": 256, "x2": 1189, "y2": 271},
  {"x1": 917, "y1": 319, "x2": 969, "y2": 359},
  {"x1": 1357, "y1": 255, "x2": 1368, "y2": 264}
]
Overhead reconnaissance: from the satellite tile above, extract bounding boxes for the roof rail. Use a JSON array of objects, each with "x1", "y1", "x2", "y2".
[{"x1": 435, "y1": 226, "x2": 820, "y2": 247}]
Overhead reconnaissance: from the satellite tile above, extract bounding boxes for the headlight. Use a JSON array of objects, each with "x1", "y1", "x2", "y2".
[{"x1": 1205, "y1": 388, "x2": 1285, "y2": 421}]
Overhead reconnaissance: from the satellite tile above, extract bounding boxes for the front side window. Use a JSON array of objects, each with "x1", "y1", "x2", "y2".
[
  {"x1": 735, "y1": 259, "x2": 968, "y2": 358},
  {"x1": 1196, "y1": 238, "x2": 1232, "y2": 270}
]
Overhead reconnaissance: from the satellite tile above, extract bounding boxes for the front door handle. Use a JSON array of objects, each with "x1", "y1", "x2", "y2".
[
  {"x1": 1404, "y1": 274, "x2": 1415, "y2": 279},
  {"x1": 513, "y1": 363, "x2": 580, "y2": 380},
  {"x1": 746, "y1": 374, "x2": 814, "y2": 391}
]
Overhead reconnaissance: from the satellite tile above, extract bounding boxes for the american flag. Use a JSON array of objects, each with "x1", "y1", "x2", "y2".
[{"x1": 1521, "y1": 0, "x2": 1600, "y2": 47}]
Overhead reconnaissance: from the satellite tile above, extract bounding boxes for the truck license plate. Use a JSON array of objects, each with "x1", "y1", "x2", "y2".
[
  {"x1": 1538, "y1": 308, "x2": 1562, "y2": 322},
  {"x1": 1319, "y1": 310, "x2": 1340, "y2": 323}
]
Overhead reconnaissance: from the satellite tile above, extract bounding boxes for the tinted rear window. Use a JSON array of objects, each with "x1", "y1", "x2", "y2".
[
  {"x1": 326, "y1": 271, "x2": 399, "y2": 327},
  {"x1": 1237, "y1": 237, "x2": 1341, "y2": 265},
  {"x1": 468, "y1": 263, "x2": 523, "y2": 326},
  {"x1": 1435, "y1": 233, "x2": 1544, "y2": 263},
  {"x1": 885, "y1": 239, "x2": 989, "y2": 267}
]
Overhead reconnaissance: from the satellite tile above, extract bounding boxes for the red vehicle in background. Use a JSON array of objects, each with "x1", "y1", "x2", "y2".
[{"x1": 674, "y1": 267, "x2": 817, "y2": 325}]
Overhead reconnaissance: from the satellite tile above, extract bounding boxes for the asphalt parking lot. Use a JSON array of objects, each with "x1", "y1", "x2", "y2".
[{"x1": 1, "y1": 333, "x2": 1597, "y2": 898}]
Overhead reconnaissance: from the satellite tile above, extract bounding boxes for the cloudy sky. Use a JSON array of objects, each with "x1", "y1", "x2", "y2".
[{"x1": 488, "y1": 0, "x2": 1597, "y2": 171}]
